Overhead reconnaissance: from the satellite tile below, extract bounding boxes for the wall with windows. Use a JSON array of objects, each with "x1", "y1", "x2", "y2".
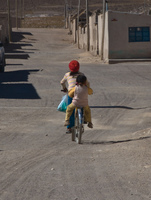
[
  {"x1": 69, "y1": 10, "x2": 151, "y2": 62},
  {"x1": 107, "y1": 11, "x2": 151, "y2": 59}
]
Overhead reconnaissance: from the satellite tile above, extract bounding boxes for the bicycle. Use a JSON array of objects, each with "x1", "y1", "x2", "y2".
[
  {"x1": 71, "y1": 107, "x2": 84, "y2": 144},
  {"x1": 61, "y1": 88, "x2": 84, "y2": 144}
]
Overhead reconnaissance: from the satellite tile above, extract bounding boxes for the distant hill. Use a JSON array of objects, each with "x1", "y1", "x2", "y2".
[
  {"x1": 1, "y1": 0, "x2": 149, "y2": 28},
  {"x1": 0, "y1": 0, "x2": 148, "y2": 14}
]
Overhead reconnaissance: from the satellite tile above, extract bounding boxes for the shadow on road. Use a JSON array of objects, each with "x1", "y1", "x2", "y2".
[
  {"x1": 1, "y1": 30, "x2": 41, "y2": 99},
  {"x1": 6, "y1": 64, "x2": 23, "y2": 66},
  {"x1": 0, "y1": 70, "x2": 40, "y2": 99},
  {"x1": 85, "y1": 135, "x2": 151, "y2": 145},
  {"x1": 90, "y1": 106, "x2": 150, "y2": 110},
  {"x1": 90, "y1": 106, "x2": 133, "y2": 109},
  {"x1": 4, "y1": 31, "x2": 37, "y2": 59}
]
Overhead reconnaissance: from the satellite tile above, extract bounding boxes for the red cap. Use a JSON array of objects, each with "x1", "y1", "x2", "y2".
[{"x1": 69, "y1": 60, "x2": 80, "y2": 72}]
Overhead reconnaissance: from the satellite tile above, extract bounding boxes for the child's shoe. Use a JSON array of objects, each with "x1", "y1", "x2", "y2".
[
  {"x1": 66, "y1": 128, "x2": 72, "y2": 134},
  {"x1": 64, "y1": 120, "x2": 70, "y2": 126},
  {"x1": 87, "y1": 122, "x2": 93, "y2": 128}
]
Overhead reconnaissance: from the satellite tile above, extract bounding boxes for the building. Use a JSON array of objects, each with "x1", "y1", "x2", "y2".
[
  {"x1": 99, "y1": 11, "x2": 151, "y2": 62},
  {"x1": 69, "y1": 9, "x2": 151, "y2": 63}
]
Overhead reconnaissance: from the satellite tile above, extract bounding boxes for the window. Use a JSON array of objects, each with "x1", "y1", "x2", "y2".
[{"x1": 129, "y1": 27, "x2": 150, "y2": 42}]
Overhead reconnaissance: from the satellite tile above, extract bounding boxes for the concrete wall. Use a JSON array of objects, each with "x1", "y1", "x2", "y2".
[
  {"x1": 79, "y1": 26, "x2": 87, "y2": 49},
  {"x1": 78, "y1": 26, "x2": 83, "y2": 49},
  {"x1": 98, "y1": 12, "x2": 109, "y2": 61},
  {"x1": 78, "y1": 14, "x2": 99, "y2": 53},
  {"x1": 104, "y1": 12, "x2": 109, "y2": 62},
  {"x1": 89, "y1": 13, "x2": 98, "y2": 55},
  {"x1": 108, "y1": 11, "x2": 151, "y2": 59},
  {"x1": 70, "y1": 10, "x2": 151, "y2": 61},
  {"x1": 98, "y1": 14, "x2": 103, "y2": 56},
  {"x1": 79, "y1": 26, "x2": 87, "y2": 50}
]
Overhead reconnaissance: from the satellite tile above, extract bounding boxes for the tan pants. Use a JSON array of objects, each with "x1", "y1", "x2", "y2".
[{"x1": 65, "y1": 103, "x2": 92, "y2": 123}]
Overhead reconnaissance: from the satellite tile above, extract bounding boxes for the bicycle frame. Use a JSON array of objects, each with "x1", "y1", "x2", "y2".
[{"x1": 78, "y1": 108, "x2": 84, "y2": 124}]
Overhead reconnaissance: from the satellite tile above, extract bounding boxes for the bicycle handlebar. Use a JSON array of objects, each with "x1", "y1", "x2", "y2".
[{"x1": 61, "y1": 88, "x2": 68, "y2": 92}]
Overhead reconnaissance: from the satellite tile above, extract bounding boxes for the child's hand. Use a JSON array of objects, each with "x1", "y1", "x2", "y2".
[{"x1": 61, "y1": 88, "x2": 68, "y2": 93}]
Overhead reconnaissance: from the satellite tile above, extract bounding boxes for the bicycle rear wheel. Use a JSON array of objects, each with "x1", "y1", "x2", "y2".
[{"x1": 75, "y1": 109, "x2": 83, "y2": 144}]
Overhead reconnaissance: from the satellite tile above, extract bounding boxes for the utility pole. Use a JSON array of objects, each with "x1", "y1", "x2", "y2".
[
  {"x1": 20, "y1": 0, "x2": 22, "y2": 19},
  {"x1": 68, "y1": 0, "x2": 72, "y2": 34},
  {"x1": 7, "y1": 0, "x2": 11, "y2": 42},
  {"x1": 22, "y1": 0, "x2": 25, "y2": 20},
  {"x1": 77, "y1": 0, "x2": 80, "y2": 48},
  {"x1": 70, "y1": 0, "x2": 72, "y2": 10},
  {"x1": 86, "y1": 0, "x2": 89, "y2": 51},
  {"x1": 144, "y1": 0, "x2": 146, "y2": 14},
  {"x1": 65, "y1": 0, "x2": 68, "y2": 28},
  {"x1": 101, "y1": 0, "x2": 106, "y2": 60},
  {"x1": 16, "y1": 0, "x2": 18, "y2": 29}
]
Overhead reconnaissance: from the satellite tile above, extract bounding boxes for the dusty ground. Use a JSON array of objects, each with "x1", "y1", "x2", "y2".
[
  {"x1": 21, "y1": 16, "x2": 65, "y2": 28},
  {"x1": 0, "y1": 28, "x2": 151, "y2": 200}
]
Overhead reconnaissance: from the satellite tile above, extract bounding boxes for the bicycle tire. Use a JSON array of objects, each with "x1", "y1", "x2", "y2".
[
  {"x1": 73, "y1": 111, "x2": 78, "y2": 142},
  {"x1": 71, "y1": 111, "x2": 77, "y2": 142},
  {"x1": 75, "y1": 109, "x2": 82, "y2": 144},
  {"x1": 77, "y1": 124, "x2": 82, "y2": 144}
]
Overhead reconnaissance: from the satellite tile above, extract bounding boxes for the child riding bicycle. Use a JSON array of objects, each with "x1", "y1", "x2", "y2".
[
  {"x1": 60, "y1": 60, "x2": 89, "y2": 133},
  {"x1": 64, "y1": 74, "x2": 93, "y2": 128}
]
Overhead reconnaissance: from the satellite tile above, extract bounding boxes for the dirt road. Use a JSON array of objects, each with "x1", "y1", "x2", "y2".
[{"x1": 0, "y1": 28, "x2": 151, "y2": 200}]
